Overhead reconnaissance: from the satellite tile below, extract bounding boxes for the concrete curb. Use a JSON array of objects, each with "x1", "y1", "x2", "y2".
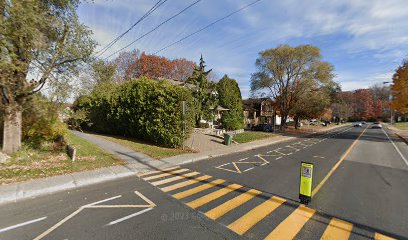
[
  {"x1": 0, "y1": 166, "x2": 137, "y2": 206},
  {"x1": 395, "y1": 133, "x2": 408, "y2": 145}
]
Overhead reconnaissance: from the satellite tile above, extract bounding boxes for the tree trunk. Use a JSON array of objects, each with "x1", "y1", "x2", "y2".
[
  {"x1": 280, "y1": 114, "x2": 287, "y2": 130},
  {"x1": 2, "y1": 106, "x2": 22, "y2": 155},
  {"x1": 294, "y1": 116, "x2": 299, "y2": 130}
]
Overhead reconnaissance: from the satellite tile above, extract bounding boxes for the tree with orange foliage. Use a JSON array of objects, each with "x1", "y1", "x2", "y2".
[{"x1": 391, "y1": 60, "x2": 408, "y2": 114}]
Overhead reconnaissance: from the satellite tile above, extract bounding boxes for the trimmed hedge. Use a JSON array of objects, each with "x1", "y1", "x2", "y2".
[{"x1": 76, "y1": 78, "x2": 195, "y2": 148}]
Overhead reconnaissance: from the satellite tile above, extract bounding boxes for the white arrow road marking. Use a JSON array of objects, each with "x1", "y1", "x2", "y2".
[
  {"x1": 34, "y1": 192, "x2": 155, "y2": 240},
  {"x1": 107, "y1": 208, "x2": 154, "y2": 226},
  {"x1": 0, "y1": 217, "x2": 47, "y2": 234}
]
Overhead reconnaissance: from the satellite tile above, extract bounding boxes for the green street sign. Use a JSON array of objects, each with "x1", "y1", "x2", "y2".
[{"x1": 299, "y1": 162, "x2": 313, "y2": 205}]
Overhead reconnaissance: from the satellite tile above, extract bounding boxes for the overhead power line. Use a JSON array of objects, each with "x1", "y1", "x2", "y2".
[
  {"x1": 93, "y1": 0, "x2": 167, "y2": 58},
  {"x1": 104, "y1": 0, "x2": 202, "y2": 60},
  {"x1": 154, "y1": 0, "x2": 263, "y2": 54}
]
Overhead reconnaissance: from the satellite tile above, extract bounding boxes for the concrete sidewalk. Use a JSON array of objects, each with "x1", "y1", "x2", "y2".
[{"x1": 0, "y1": 125, "x2": 347, "y2": 205}]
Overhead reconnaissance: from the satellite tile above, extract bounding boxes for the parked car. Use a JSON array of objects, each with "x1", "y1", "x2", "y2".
[
  {"x1": 371, "y1": 122, "x2": 382, "y2": 129},
  {"x1": 353, "y1": 122, "x2": 363, "y2": 127},
  {"x1": 309, "y1": 119, "x2": 318, "y2": 125},
  {"x1": 251, "y1": 124, "x2": 274, "y2": 132},
  {"x1": 361, "y1": 121, "x2": 367, "y2": 125},
  {"x1": 321, "y1": 120, "x2": 331, "y2": 126}
]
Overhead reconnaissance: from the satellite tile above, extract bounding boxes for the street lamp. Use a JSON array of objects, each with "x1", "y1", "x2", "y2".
[{"x1": 383, "y1": 81, "x2": 393, "y2": 125}]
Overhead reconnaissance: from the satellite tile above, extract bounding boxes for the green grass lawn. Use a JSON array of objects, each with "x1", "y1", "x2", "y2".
[
  {"x1": 0, "y1": 131, "x2": 124, "y2": 185},
  {"x1": 233, "y1": 132, "x2": 276, "y2": 143},
  {"x1": 394, "y1": 122, "x2": 408, "y2": 130},
  {"x1": 96, "y1": 134, "x2": 193, "y2": 159}
]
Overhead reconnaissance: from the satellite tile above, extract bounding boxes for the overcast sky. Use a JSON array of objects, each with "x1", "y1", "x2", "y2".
[{"x1": 77, "y1": 0, "x2": 408, "y2": 98}]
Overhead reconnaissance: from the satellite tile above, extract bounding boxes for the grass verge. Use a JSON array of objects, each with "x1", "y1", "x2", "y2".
[
  {"x1": 0, "y1": 131, "x2": 124, "y2": 185},
  {"x1": 96, "y1": 134, "x2": 193, "y2": 159},
  {"x1": 233, "y1": 132, "x2": 276, "y2": 143},
  {"x1": 394, "y1": 122, "x2": 408, "y2": 130}
]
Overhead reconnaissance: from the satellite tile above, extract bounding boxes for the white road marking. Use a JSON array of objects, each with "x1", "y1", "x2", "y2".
[
  {"x1": 238, "y1": 157, "x2": 249, "y2": 162},
  {"x1": 0, "y1": 217, "x2": 47, "y2": 233},
  {"x1": 242, "y1": 167, "x2": 255, "y2": 172},
  {"x1": 107, "y1": 208, "x2": 154, "y2": 226},
  {"x1": 84, "y1": 195, "x2": 122, "y2": 207},
  {"x1": 34, "y1": 193, "x2": 155, "y2": 240},
  {"x1": 382, "y1": 128, "x2": 408, "y2": 166},
  {"x1": 217, "y1": 162, "x2": 231, "y2": 167},
  {"x1": 276, "y1": 156, "x2": 282, "y2": 160}
]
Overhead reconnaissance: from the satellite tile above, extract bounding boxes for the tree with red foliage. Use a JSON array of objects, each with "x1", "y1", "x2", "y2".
[
  {"x1": 352, "y1": 89, "x2": 375, "y2": 121},
  {"x1": 113, "y1": 50, "x2": 195, "y2": 82},
  {"x1": 170, "y1": 58, "x2": 195, "y2": 81}
]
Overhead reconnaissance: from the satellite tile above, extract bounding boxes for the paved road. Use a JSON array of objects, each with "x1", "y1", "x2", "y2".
[{"x1": 1, "y1": 125, "x2": 407, "y2": 239}]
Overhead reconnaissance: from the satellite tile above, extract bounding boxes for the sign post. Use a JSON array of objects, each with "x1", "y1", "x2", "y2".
[{"x1": 299, "y1": 162, "x2": 313, "y2": 205}]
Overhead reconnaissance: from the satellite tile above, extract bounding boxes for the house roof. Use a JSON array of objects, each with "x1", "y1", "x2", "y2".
[{"x1": 243, "y1": 98, "x2": 274, "y2": 111}]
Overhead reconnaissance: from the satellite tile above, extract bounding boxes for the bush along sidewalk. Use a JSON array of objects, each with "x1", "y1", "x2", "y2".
[{"x1": 74, "y1": 78, "x2": 196, "y2": 148}]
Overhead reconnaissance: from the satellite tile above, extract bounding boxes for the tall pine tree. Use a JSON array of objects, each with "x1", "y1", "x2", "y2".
[{"x1": 187, "y1": 55, "x2": 217, "y2": 125}]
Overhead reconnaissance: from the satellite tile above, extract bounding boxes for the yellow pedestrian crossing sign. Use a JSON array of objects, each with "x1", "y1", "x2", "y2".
[{"x1": 299, "y1": 162, "x2": 313, "y2": 204}]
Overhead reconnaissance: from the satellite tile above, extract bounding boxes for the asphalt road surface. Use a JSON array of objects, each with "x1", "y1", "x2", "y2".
[{"x1": 1, "y1": 124, "x2": 407, "y2": 240}]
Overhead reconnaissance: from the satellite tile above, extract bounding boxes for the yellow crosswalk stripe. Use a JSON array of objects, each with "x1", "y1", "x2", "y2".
[
  {"x1": 227, "y1": 196, "x2": 286, "y2": 235},
  {"x1": 160, "y1": 175, "x2": 212, "y2": 193},
  {"x1": 264, "y1": 204, "x2": 315, "y2": 240},
  {"x1": 205, "y1": 189, "x2": 262, "y2": 220},
  {"x1": 150, "y1": 172, "x2": 200, "y2": 186},
  {"x1": 143, "y1": 168, "x2": 189, "y2": 181},
  {"x1": 186, "y1": 184, "x2": 243, "y2": 209},
  {"x1": 137, "y1": 166, "x2": 180, "y2": 177},
  {"x1": 172, "y1": 179, "x2": 226, "y2": 200},
  {"x1": 374, "y1": 233, "x2": 396, "y2": 240},
  {"x1": 321, "y1": 218, "x2": 353, "y2": 240}
]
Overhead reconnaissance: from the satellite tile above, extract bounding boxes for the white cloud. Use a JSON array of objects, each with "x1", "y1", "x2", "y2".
[{"x1": 77, "y1": 0, "x2": 408, "y2": 96}]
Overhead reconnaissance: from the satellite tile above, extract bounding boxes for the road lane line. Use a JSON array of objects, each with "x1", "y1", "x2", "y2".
[
  {"x1": 186, "y1": 184, "x2": 242, "y2": 209},
  {"x1": 205, "y1": 189, "x2": 262, "y2": 220},
  {"x1": 107, "y1": 208, "x2": 153, "y2": 226},
  {"x1": 0, "y1": 217, "x2": 47, "y2": 234},
  {"x1": 227, "y1": 196, "x2": 285, "y2": 235},
  {"x1": 143, "y1": 168, "x2": 190, "y2": 181},
  {"x1": 312, "y1": 126, "x2": 368, "y2": 197},
  {"x1": 320, "y1": 218, "x2": 353, "y2": 240},
  {"x1": 172, "y1": 179, "x2": 226, "y2": 200},
  {"x1": 264, "y1": 205, "x2": 315, "y2": 240},
  {"x1": 151, "y1": 172, "x2": 200, "y2": 186},
  {"x1": 161, "y1": 175, "x2": 212, "y2": 192},
  {"x1": 382, "y1": 128, "x2": 408, "y2": 166},
  {"x1": 137, "y1": 166, "x2": 180, "y2": 177},
  {"x1": 374, "y1": 232, "x2": 396, "y2": 240}
]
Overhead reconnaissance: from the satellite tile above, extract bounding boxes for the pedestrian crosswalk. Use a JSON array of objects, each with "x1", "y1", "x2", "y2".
[{"x1": 138, "y1": 167, "x2": 396, "y2": 240}]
